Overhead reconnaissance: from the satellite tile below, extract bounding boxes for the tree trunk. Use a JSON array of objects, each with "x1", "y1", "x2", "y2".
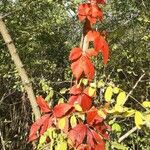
[{"x1": 0, "y1": 17, "x2": 41, "y2": 121}]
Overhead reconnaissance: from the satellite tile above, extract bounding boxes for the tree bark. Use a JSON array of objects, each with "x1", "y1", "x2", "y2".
[{"x1": 0, "y1": 17, "x2": 41, "y2": 121}]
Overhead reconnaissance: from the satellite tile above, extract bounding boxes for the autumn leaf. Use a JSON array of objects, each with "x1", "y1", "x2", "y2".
[
  {"x1": 53, "y1": 103, "x2": 73, "y2": 118},
  {"x1": 69, "y1": 124, "x2": 87, "y2": 146},
  {"x1": 36, "y1": 96, "x2": 51, "y2": 113},
  {"x1": 28, "y1": 114, "x2": 50, "y2": 142},
  {"x1": 69, "y1": 48, "x2": 82, "y2": 61},
  {"x1": 70, "y1": 85, "x2": 82, "y2": 95},
  {"x1": 135, "y1": 111, "x2": 143, "y2": 129},
  {"x1": 104, "y1": 86, "x2": 113, "y2": 102}
]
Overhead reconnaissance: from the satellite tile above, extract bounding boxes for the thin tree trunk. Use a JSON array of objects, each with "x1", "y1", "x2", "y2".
[{"x1": 0, "y1": 17, "x2": 41, "y2": 121}]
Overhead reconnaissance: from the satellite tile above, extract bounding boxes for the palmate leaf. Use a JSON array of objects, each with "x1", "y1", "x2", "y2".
[
  {"x1": 36, "y1": 96, "x2": 51, "y2": 113},
  {"x1": 53, "y1": 103, "x2": 73, "y2": 118},
  {"x1": 69, "y1": 48, "x2": 82, "y2": 61},
  {"x1": 28, "y1": 114, "x2": 50, "y2": 142},
  {"x1": 71, "y1": 55, "x2": 95, "y2": 81}
]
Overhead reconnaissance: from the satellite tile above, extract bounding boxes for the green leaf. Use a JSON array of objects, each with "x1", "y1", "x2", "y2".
[
  {"x1": 112, "y1": 123, "x2": 122, "y2": 132},
  {"x1": 82, "y1": 78, "x2": 88, "y2": 86},
  {"x1": 45, "y1": 89, "x2": 54, "y2": 101},
  {"x1": 116, "y1": 92, "x2": 126, "y2": 106},
  {"x1": 60, "y1": 88, "x2": 68, "y2": 94},
  {"x1": 111, "y1": 141, "x2": 128, "y2": 150},
  {"x1": 104, "y1": 86, "x2": 113, "y2": 102}
]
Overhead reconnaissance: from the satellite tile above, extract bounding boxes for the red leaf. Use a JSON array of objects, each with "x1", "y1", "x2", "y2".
[
  {"x1": 86, "y1": 48, "x2": 99, "y2": 58},
  {"x1": 89, "y1": 0, "x2": 105, "y2": 4},
  {"x1": 53, "y1": 103, "x2": 73, "y2": 118},
  {"x1": 77, "y1": 144, "x2": 91, "y2": 150},
  {"x1": 69, "y1": 124, "x2": 87, "y2": 146},
  {"x1": 87, "y1": 129, "x2": 95, "y2": 148},
  {"x1": 68, "y1": 95, "x2": 79, "y2": 105},
  {"x1": 70, "y1": 85, "x2": 82, "y2": 95},
  {"x1": 80, "y1": 94, "x2": 92, "y2": 111},
  {"x1": 87, "y1": 108, "x2": 97, "y2": 124},
  {"x1": 91, "y1": 129, "x2": 103, "y2": 144},
  {"x1": 94, "y1": 36, "x2": 109, "y2": 64},
  {"x1": 82, "y1": 56, "x2": 95, "y2": 80},
  {"x1": 87, "y1": 31, "x2": 100, "y2": 41},
  {"x1": 69, "y1": 48, "x2": 82, "y2": 61},
  {"x1": 28, "y1": 114, "x2": 50, "y2": 142},
  {"x1": 36, "y1": 96, "x2": 51, "y2": 113},
  {"x1": 71, "y1": 59, "x2": 83, "y2": 80},
  {"x1": 95, "y1": 143, "x2": 105, "y2": 150}
]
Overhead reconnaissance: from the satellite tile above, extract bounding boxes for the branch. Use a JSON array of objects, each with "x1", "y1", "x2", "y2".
[
  {"x1": 124, "y1": 73, "x2": 145, "y2": 103},
  {"x1": 0, "y1": 17, "x2": 41, "y2": 120},
  {"x1": 0, "y1": 131, "x2": 6, "y2": 150},
  {"x1": 118, "y1": 126, "x2": 137, "y2": 143}
]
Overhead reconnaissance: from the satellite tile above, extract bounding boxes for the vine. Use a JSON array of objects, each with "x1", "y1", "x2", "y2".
[{"x1": 29, "y1": 0, "x2": 110, "y2": 149}]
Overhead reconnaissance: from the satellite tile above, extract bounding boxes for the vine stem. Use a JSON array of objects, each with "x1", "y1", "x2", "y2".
[{"x1": 0, "y1": 16, "x2": 41, "y2": 121}]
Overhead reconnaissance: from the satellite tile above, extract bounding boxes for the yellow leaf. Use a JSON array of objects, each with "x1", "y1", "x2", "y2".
[
  {"x1": 116, "y1": 92, "x2": 126, "y2": 106},
  {"x1": 123, "y1": 109, "x2": 135, "y2": 117},
  {"x1": 88, "y1": 87, "x2": 96, "y2": 97},
  {"x1": 58, "y1": 117, "x2": 66, "y2": 130},
  {"x1": 55, "y1": 141, "x2": 67, "y2": 150},
  {"x1": 104, "y1": 86, "x2": 113, "y2": 102},
  {"x1": 135, "y1": 111, "x2": 143, "y2": 129},
  {"x1": 70, "y1": 115, "x2": 77, "y2": 128},
  {"x1": 144, "y1": 114, "x2": 150, "y2": 122},
  {"x1": 142, "y1": 101, "x2": 150, "y2": 108},
  {"x1": 90, "y1": 82, "x2": 97, "y2": 88},
  {"x1": 82, "y1": 78, "x2": 88, "y2": 86},
  {"x1": 98, "y1": 109, "x2": 106, "y2": 119},
  {"x1": 113, "y1": 87, "x2": 120, "y2": 94},
  {"x1": 74, "y1": 103, "x2": 82, "y2": 111},
  {"x1": 58, "y1": 98, "x2": 64, "y2": 104},
  {"x1": 114, "y1": 105, "x2": 124, "y2": 112},
  {"x1": 97, "y1": 80, "x2": 105, "y2": 88}
]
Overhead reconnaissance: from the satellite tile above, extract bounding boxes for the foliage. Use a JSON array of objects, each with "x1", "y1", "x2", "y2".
[{"x1": 0, "y1": 0, "x2": 149, "y2": 149}]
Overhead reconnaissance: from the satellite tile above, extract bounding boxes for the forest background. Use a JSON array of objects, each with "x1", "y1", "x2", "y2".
[{"x1": 0, "y1": 0, "x2": 149, "y2": 149}]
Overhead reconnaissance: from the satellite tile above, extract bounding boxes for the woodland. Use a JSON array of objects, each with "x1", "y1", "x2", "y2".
[{"x1": 0, "y1": 0, "x2": 150, "y2": 150}]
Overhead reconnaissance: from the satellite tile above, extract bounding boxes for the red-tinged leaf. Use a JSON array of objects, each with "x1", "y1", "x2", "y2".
[
  {"x1": 40, "y1": 116, "x2": 50, "y2": 136},
  {"x1": 69, "y1": 124, "x2": 87, "y2": 146},
  {"x1": 82, "y1": 56, "x2": 95, "y2": 80},
  {"x1": 89, "y1": 0, "x2": 105, "y2": 4},
  {"x1": 94, "y1": 36, "x2": 109, "y2": 64},
  {"x1": 86, "y1": 48, "x2": 99, "y2": 58},
  {"x1": 71, "y1": 59, "x2": 83, "y2": 80},
  {"x1": 80, "y1": 94, "x2": 92, "y2": 111},
  {"x1": 36, "y1": 96, "x2": 51, "y2": 113},
  {"x1": 87, "y1": 31, "x2": 100, "y2": 41},
  {"x1": 53, "y1": 103, "x2": 73, "y2": 118},
  {"x1": 95, "y1": 123, "x2": 110, "y2": 140},
  {"x1": 78, "y1": 4, "x2": 90, "y2": 22},
  {"x1": 70, "y1": 85, "x2": 82, "y2": 95},
  {"x1": 28, "y1": 114, "x2": 50, "y2": 142},
  {"x1": 77, "y1": 144, "x2": 91, "y2": 150},
  {"x1": 87, "y1": 16, "x2": 97, "y2": 24},
  {"x1": 87, "y1": 129, "x2": 95, "y2": 148},
  {"x1": 68, "y1": 95, "x2": 79, "y2": 105},
  {"x1": 95, "y1": 143, "x2": 105, "y2": 150},
  {"x1": 69, "y1": 48, "x2": 82, "y2": 61},
  {"x1": 87, "y1": 109, "x2": 97, "y2": 124},
  {"x1": 91, "y1": 129, "x2": 103, "y2": 144}
]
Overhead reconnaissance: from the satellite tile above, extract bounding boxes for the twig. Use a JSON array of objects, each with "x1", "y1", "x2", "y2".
[
  {"x1": 124, "y1": 73, "x2": 145, "y2": 103},
  {"x1": 118, "y1": 126, "x2": 138, "y2": 143},
  {"x1": 0, "y1": 131, "x2": 6, "y2": 150}
]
